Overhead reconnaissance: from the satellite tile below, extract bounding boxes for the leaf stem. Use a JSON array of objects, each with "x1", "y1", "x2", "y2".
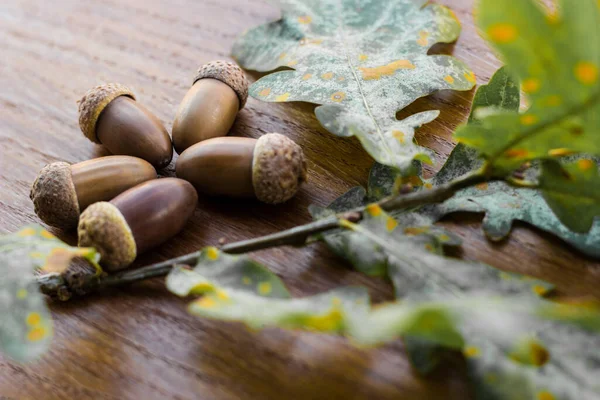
[{"x1": 36, "y1": 170, "x2": 487, "y2": 299}]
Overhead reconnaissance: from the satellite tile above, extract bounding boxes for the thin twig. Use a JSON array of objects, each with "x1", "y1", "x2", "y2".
[{"x1": 36, "y1": 169, "x2": 487, "y2": 299}]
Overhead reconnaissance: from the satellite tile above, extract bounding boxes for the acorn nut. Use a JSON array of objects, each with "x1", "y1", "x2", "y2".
[
  {"x1": 78, "y1": 178, "x2": 198, "y2": 271},
  {"x1": 78, "y1": 83, "x2": 174, "y2": 169},
  {"x1": 30, "y1": 156, "x2": 157, "y2": 230},
  {"x1": 172, "y1": 61, "x2": 249, "y2": 154},
  {"x1": 176, "y1": 133, "x2": 307, "y2": 204}
]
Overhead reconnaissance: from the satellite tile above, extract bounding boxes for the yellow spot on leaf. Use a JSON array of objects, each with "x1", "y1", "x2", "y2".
[
  {"x1": 366, "y1": 204, "x2": 382, "y2": 217},
  {"x1": 205, "y1": 247, "x2": 219, "y2": 260},
  {"x1": 216, "y1": 290, "x2": 229, "y2": 301},
  {"x1": 337, "y1": 76, "x2": 345, "y2": 81},
  {"x1": 302, "y1": 73, "x2": 313, "y2": 81},
  {"x1": 17, "y1": 289, "x2": 28, "y2": 299},
  {"x1": 529, "y1": 342, "x2": 550, "y2": 366},
  {"x1": 546, "y1": 10, "x2": 560, "y2": 25},
  {"x1": 504, "y1": 148, "x2": 529, "y2": 159},
  {"x1": 330, "y1": 91, "x2": 346, "y2": 102},
  {"x1": 259, "y1": 88, "x2": 271, "y2": 97},
  {"x1": 321, "y1": 72, "x2": 334, "y2": 80},
  {"x1": 279, "y1": 52, "x2": 287, "y2": 60},
  {"x1": 476, "y1": 182, "x2": 488, "y2": 191},
  {"x1": 548, "y1": 148, "x2": 574, "y2": 157},
  {"x1": 463, "y1": 346, "x2": 480, "y2": 358},
  {"x1": 287, "y1": 60, "x2": 298, "y2": 67},
  {"x1": 544, "y1": 95, "x2": 562, "y2": 107},
  {"x1": 40, "y1": 230, "x2": 55, "y2": 239},
  {"x1": 359, "y1": 60, "x2": 416, "y2": 81},
  {"x1": 358, "y1": 54, "x2": 368, "y2": 61},
  {"x1": 276, "y1": 93, "x2": 291, "y2": 102},
  {"x1": 258, "y1": 282, "x2": 272, "y2": 295},
  {"x1": 575, "y1": 61, "x2": 599, "y2": 85},
  {"x1": 298, "y1": 15, "x2": 312, "y2": 24},
  {"x1": 537, "y1": 391, "x2": 556, "y2": 400},
  {"x1": 26, "y1": 312, "x2": 42, "y2": 327},
  {"x1": 464, "y1": 71, "x2": 476, "y2": 84},
  {"x1": 196, "y1": 296, "x2": 216, "y2": 308},
  {"x1": 424, "y1": 183, "x2": 433, "y2": 189},
  {"x1": 487, "y1": 23, "x2": 518, "y2": 44},
  {"x1": 417, "y1": 30, "x2": 429, "y2": 46},
  {"x1": 386, "y1": 217, "x2": 398, "y2": 232},
  {"x1": 29, "y1": 252, "x2": 44, "y2": 258},
  {"x1": 424, "y1": 243, "x2": 435, "y2": 252},
  {"x1": 578, "y1": 159, "x2": 595, "y2": 171},
  {"x1": 532, "y1": 285, "x2": 550, "y2": 296},
  {"x1": 303, "y1": 308, "x2": 343, "y2": 332},
  {"x1": 520, "y1": 114, "x2": 538, "y2": 126},
  {"x1": 444, "y1": 75, "x2": 455, "y2": 84},
  {"x1": 405, "y1": 227, "x2": 429, "y2": 236},
  {"x1": 392, "y1": 130, "x2": 405, "y2": 143},
  {"x1": 522, "y1": 78, "x2": 540, "y2": 94},
  {"x1": 242, "y1": 277, "x2": 252, "y2": 285},
  {"x1": 27, "y1": 327, "x2": 47, "y2": 342},
  {"x1": 190, "y1": 282, "x2": 215, "y2": 294},
  {"x1": 18, "y1": 228, "x2": 36, "y2": 237},
  {"x1": 439, "y1": 234, "x2": 450, "y2": 242}
]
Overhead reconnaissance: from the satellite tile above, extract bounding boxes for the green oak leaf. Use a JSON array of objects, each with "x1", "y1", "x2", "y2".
[
  {"x1": 454, "y1": 0, "x2": 600, "y2": 173},
  {"x1": 323, "y1": 201, "x2": 600, "y2": 398},
  {"x1": 424, "y1": 67, "x2": 600, "y2": 257},
  {"x1": 166, "y1": 243, "x2": 600, "y2": 399},
  {"x1": 0, "y1": 225, "x2": 100, "y2": 361},
  {"x1": 166, "y1": 246, "x2": 290, "y2": 301},
  {"x1": 233, "y1": 0, "x2": 475, "y2": 171},
  {"x1": 539, "y1": 158, "x2": 600, "y2": 233}
]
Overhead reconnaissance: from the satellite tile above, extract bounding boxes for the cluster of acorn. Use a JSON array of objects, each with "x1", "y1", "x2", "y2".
[{"x1": 30, "y1": 61, "x2": 307, "y2": 271}]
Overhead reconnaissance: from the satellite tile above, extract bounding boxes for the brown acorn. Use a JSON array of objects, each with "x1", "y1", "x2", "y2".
[
  {"x1": 78, "y1": 178, "x2": 198, "y2": 271},
  {"x1": 30, "y1": 156, "x2": 157, "y2": 230},
  {"x1": 172, "y1": 61, "x2": 248, "y2": 154},
  {"x1": 78, "y1": 83, "x2": 173, "y2": 169},
  {"x1": 176, "y1": 133, "x2": 307, "y2": 204}
]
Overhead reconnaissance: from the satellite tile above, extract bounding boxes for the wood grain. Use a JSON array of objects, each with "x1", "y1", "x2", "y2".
[{"x1": 0, "y1": 0, "x2": 598, "y2": 399}]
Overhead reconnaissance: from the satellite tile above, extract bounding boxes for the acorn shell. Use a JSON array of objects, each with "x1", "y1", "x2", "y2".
[
  {"x1": 252, "y1": 133, "x2": 307, "y2": 204},
  {"x1": 78, "y1": 202, "x2": 137, "y2": 271},
  {"x1": 193, "y1": 61, "x2": 249, "y2": 109},
  {"x1": 78, "y1": 83, "x2": 136, "y2": 143},
  {"x1": 30, "y1": 162, "x2": 80, "y2": 230}
]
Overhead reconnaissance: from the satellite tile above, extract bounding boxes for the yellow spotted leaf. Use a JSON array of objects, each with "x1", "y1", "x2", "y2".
[
  {"x1": 233, "y1": 0, "x2": 475, "y2": 171},
  {"x1": 0, "y1": 225, "x2": 100, "y2": 361},
  {"x1": 454, "y1": 0, "x2": 600, "y2": 173}
]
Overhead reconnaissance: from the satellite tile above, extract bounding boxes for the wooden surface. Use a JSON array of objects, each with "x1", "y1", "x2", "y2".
[{"x1": 0, "y1": 0, "x2": 598, "y2": 399}]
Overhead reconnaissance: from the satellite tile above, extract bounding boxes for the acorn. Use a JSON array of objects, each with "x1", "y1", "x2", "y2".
[
  {"x1": 78, "y1": 178, "x2": 198, "y2": 271},
  {"x1": 78, "y1": 83, "x2": 173, "y2": 169},
  {"x1": 30, "y1": 156, "x2": 157, "y2": 230},
  {"x1": 176, "y1": 133, "x2": 307, "y2": 204},
  {"x1": 172, "y1": 61, "x2": 249, "y2": 154}
]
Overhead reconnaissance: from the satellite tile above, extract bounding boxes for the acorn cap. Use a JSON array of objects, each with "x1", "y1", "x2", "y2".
[
  {"x1": 193, "y1": 61, "x2": 249, "y2": 109},
  {"x1": 78, "y1": 202, "x2": 137, "y2": 271},
  {"x1": 252, "y1": 133, "x2": 308, "y2": 204},
  {"x1": 78, "y1": 83, "x2": 136, "y2": 143},
  {"x1": 30, "y1": 162, "x2": 80, "y2": 230}
]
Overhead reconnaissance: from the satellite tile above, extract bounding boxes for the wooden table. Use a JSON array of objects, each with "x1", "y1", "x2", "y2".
[{"x1": 1, "y1": 0, "x2": 597, "y2": 398}]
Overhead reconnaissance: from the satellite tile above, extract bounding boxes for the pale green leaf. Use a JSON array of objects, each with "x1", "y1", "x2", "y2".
[
  {"x1": 233, "y1": 0, "x2": 475, "y2": 171},
  {"x1": 425, "y1": 67, "x2": 600, "y2": 256},
  {"x1": 0, "y1": 225, "x2": 100, "y2": 361},
  {"x1": 454, "y1": 0, "x2": 600, "y2": 172}
]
